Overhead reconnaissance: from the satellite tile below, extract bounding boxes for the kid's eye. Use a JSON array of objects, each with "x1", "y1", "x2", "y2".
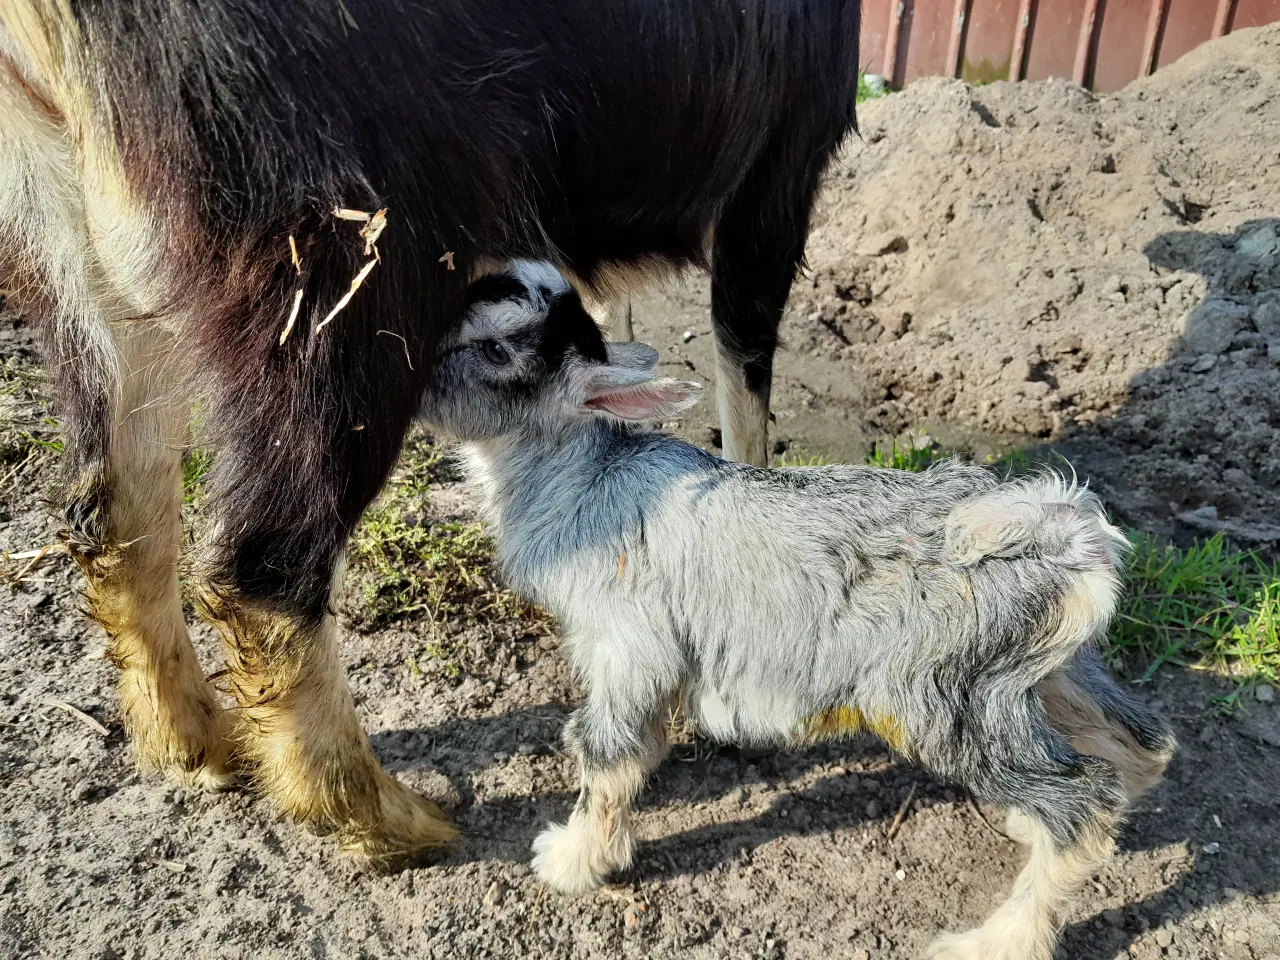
[{"x1": 479, "y1": 340, "x2": 511, "y2": 366}]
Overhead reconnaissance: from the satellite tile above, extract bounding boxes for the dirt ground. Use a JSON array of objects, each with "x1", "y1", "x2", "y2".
[{"x1": 3, "y1": 23, "x2": 1280, "y2": 960}]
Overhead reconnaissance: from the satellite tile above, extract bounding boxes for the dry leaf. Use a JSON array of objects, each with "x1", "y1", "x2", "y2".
[
  {"x1": 317, "y1": 259, "x2": 378, "y2": 330},
  {"x1": 360, "y1": 208, "x2": 388, "y2": 257},
  {"x1": 439, "y1": 251, "x2": 456, "y2": 271},
  {"x1": 333, "y1": 207, "x2": 372, "y2": 222},
  {"x1": 279, "y1": 289, "x2": 305, "y2": 345},
  {"x1": 289, "y1": 235, "x2": 301, "y2": 274}
]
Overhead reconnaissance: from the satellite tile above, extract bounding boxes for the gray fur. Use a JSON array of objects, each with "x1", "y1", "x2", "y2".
[{"x1": 419, "y1": 262, "x2": 1175, "y2": 953}]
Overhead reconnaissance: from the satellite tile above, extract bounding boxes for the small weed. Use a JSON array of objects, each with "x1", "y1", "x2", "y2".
[
  {"x1": 777, "y1": 449, "x2": 830, "y2": 468},
  {"x1": 866, "y1": 436, "x2": 944, "y2": 472},
  {"x1": 182, "y1": 447, "x2": 212, "y2": 509},
  {"x1": 17, "y1": 426, "x2": 62, "y2": 454},
  {"x1": 397, "y1": 429, "x2": 464, "y2": 488},
  {"x1": 984, "y1": 448, "x2": 1032, "y2": 477},
  {"x1": 1110, "y1": 533, "x2": 1280, "y2": 707},
  {"x1": 857, "y1": 72, "x2": 891, "y2": 103},
  {"x1": 347, "y1": 429, "x2": 546, "y2": 653}
]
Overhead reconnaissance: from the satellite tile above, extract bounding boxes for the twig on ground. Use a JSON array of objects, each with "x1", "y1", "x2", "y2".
[
  {"x1": 886, "y1": 781, "x2": 918, "y2": 840},
  {"x1": 43, "y1": 697, "x2": 110, "y2": 736},
  {"x1": 967, "y1": 789, "x2": 1012, "y2": 842},
  {"x1": 0, "y1": 447, "x2": 36, "y2": 492},
  {"x1": 3, "y1": 544, "x2": 65, "y2": 583}
]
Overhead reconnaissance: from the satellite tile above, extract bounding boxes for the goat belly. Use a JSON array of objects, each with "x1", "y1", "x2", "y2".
[{"x1": 684, "y1": 684, "x2": 903, "y2": 751}]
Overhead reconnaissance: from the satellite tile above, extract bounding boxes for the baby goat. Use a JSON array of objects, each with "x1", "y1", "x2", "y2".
[{"x1": 419, "y1": 262, "x2": 1176, "y2": 960}]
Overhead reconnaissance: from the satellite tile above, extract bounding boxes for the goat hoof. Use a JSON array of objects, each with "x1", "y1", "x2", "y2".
[
  {"x1": 926, "y1": 930, "x2": 1049, "y2": 960},
  {"x1": 531, "y1": 821, "x2": 609, "y2": 895},
  {"x1": 337, "y1": 775, "x2": 459, "y2": 861},
  {"x1": 182, "y1": 761, "x2": 240, "y2": 793},
  {"x1": 129, "y1": 708, "x2": 240, "y2": 794},
  {"x1": 927, "y1": 931, "x2": 990, "y2": 960}
]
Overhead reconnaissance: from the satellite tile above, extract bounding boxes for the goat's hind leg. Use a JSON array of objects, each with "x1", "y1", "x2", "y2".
[
  {"x1": 928, "y1": 720, "x2": 1126, "y2": 960},
  {"x1": 1006, "y1": 647, "x2": 1176, "y2": 845},
  {"x1": 532, "y1": 702, "x2": 669, "y2": 894},
  {"x1": 56, "y1": 325, "x2": 235, "y2": 791},
  {"x1": 1039, "y1": 645, "x2": 1176, "y2": 802}
]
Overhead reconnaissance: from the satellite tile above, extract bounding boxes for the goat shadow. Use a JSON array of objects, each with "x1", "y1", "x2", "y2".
[
  {"x1": 374, "y1": 705, "x2": 912, "y2": 864},
  {"x1": 371, "y1": 219, "x2": 1280, "y2": 959},
  {"x1": 1051, "y1": 218, "x2": 1280, "y2": 957}
]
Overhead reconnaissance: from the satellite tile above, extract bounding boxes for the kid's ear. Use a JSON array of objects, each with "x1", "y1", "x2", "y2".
[
  {"x1": 603, "y1": 341, "x2": 661, "y2": 372},
  {"x1": 579, "y1": 365, "x2": 702, "y2": 422}
]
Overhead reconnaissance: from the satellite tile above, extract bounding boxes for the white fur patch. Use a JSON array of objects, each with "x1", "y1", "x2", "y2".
[
  {"x1": 714, "y1": 351, "x2": 769, "y2": 466},
  {"x1": 531, "y1": 816, "x2": 627, "y2": 895}
]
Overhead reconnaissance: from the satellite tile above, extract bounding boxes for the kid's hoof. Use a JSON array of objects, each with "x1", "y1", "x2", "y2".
[{"x1": 532, "y1": 821, "x2": 610, "y2": 895}]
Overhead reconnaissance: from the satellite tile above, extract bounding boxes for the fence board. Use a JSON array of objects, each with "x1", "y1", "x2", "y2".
[
  {"x1": 961, "y1": 0, "x2": 1022, "y2": 83},
  {"x1": 1093, "y1": 0, "x2": 1158, "y2": 92}
]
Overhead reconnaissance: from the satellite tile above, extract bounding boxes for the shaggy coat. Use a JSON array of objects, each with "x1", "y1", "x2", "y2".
[
  {"x1": 421, "y1": 261, "x2": 1177, "y2": 960},
  {"x1": 0, "y1": 0, "x2": 860, "y2": 855}
]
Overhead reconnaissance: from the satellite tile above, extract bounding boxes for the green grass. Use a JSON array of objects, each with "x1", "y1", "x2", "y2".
[
  {"x1": 1112, "y1": 534, "x2": 1279, "y2": 708},
  {"x1": 346, "y1": 430, "x2": 548, "y2": 667},
  {"x1": 857, "y1": 72, "x2": 891, "y2": 104},
  {"x1": 866, "y1": 436, "x2": 945, "y2": 472},
  {"x1": 777, "y1": 449, "x2": 830, "y2": 468},
  {"x1": 779, "y1": 433, "x2": 944, "y2": 471},
  {"x1": 182, "y1": 446, "x2": 213, "y2": 509},
  {"x1": 851, "y1": 437, "x2": 1280, "y2": 704}
]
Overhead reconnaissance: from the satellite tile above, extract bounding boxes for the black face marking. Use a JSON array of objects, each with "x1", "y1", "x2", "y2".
[
  {"x1": 467, "y1": 274, "x2": 534, "y2": 308},
  {"x1": 537, "y1": 288, "x2": 608, "y2": 371}
]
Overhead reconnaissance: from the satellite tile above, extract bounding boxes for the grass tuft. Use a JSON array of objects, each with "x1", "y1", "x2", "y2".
[
  {"x1": 857, "y1": 72, "x2": 891, "y2": 103},
  {"x1": 182, "y1": 447, "x2": 213, "y2": 510},
  {"x1": 347, "y1": 430, "x2": 547, "y2": 651},
  {"x1": 777, "y1": 449, "x2": 830, "y2": 468},
  {"x1": 1112, "y1": 533, "x2": 1279, "y2": 708},
  {"x1": 866, "y1": 436, "x2": 944, "y2": 472}
]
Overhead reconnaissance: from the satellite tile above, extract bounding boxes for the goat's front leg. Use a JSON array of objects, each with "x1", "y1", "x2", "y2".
[{"x1": 532, "y1": 701, "x2": 669, "y2": 894}]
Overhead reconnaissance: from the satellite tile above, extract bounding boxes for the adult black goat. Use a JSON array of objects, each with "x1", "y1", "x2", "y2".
[{"x1": 0, "y1": 0, "x2": 861, "y2": 857}]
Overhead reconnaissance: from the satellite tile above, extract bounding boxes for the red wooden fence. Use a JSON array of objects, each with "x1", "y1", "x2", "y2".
[{"x1": 859, "y1": 0, "x2": 1280, "y2": 93}]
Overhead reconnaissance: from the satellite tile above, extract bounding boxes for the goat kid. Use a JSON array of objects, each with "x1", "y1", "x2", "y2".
[
  {"x1": 419, "y1": 262, "x2": 1177, "y2": 960},
  {"x1": 0, "y1": 0, "x2": 860, "y2": 856}
]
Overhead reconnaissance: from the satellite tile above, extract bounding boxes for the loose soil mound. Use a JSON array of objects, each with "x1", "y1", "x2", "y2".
[{"x1": 645, "y1": 24, "x2": 1280, "y2": 545}]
